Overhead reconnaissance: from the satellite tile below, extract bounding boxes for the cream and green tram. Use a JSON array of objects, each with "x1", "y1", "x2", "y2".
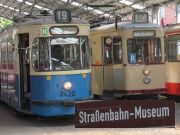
[{"x1": 91, "y1": 12, "x2": 165, "y2": 97}]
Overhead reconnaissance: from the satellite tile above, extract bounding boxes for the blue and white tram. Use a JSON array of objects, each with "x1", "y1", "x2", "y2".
[{"x1": 0, "y1": 9, "x2": 92, "y2": 116}]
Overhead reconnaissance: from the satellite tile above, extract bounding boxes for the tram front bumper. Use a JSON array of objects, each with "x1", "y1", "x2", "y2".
[{"x1": 32, "y1": 99, "x2": 75, "y2": 106}]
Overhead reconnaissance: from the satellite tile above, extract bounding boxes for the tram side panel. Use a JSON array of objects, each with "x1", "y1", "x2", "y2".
[
  {"x1": 91, "y1": 34, "x2": 104, "y2": 96},
  {"x1": 165, "y1": 62, "x2": 180, "y2": 95},
  {"x1": 123, "y1": 65, "x2": 165, "y2": 92}
]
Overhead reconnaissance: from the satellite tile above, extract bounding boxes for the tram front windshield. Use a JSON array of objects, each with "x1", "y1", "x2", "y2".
[
  {"x1": 32, "y1": 36, "x2": 90, "y2": 71},
  {"x1": 127, "y1": 38, "x2": 162, "y2": 64}
]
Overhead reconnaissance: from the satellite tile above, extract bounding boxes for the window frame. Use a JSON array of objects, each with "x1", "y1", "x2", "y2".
[
  {"x1": 31, "y1": 36, "x2": 90, "y2": 72},
  {"x1": 127, "y1": 37, "x2": 162, "y2": 64},
  {"x1": 167, "y1": 34, "x2": 180, "y2": 62},
  {"x1": 103, "y1": 36, "x2": 122, "y2": 65}
]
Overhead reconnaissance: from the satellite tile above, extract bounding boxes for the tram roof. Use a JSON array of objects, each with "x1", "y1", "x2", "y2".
[
  {"x1": 13, "y1": 15, "x2": 88, "y2": 27},
  {"x1": 165, "y1": 23, "x2": 180, "y2": 32},
  {"x1": 0, "y1": 0, "x2": 175, "y2": 26},
  {"x1": 90, "y1": 22, "x2": 162, "y2": 32}
]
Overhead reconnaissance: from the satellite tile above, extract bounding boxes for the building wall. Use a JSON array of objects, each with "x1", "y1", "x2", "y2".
[
  {"x1": 163, "y1": 3, "x2": 176, "y2": 25},
  {"x1": 125, "y1": 2, "x2": 178, "y2": 25},
  {"x1": 151, "y1": 2, "x2": 178, "y2": 26}
]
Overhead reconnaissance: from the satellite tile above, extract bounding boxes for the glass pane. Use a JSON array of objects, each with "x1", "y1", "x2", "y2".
[
  {"x1": 167, "y1": 35, "x2": 180, "y2": 62},
  {"x1": 50, "y1": 43, "x2": 75, "y2": 71},
  {"x1": 32, "y1": 38, "x2": 40, "y2": 70},
  {"x1": 31, "y1": 36, "x2": 90, "y2": 72},
  {"x1": 39, "y1": 38, "x2": 50, "y2": 71},
  {"x1": 1, "y1": 42, "x2": 7, "y2": 69},
  {"x1": 104, "y1": 37, "x2": 113, "y2": 65},
  {"x1": 8, "y1": 41, "x2": 14, "y2": 65},
  {"x1": 127, "y1": 38, "x2": 162, "y2": 64},
  {"x1": 50, "y1": 36, "x2": 90, "y2": 71},
  {"x1": 1, "y1": 42, "x2": 7, "y2": 90},
  {"x1": 113, "y1": 37, "x2": 122, "y2": 64},
  {"x1": 7, "y1": 40, "x2": 15, "y2": 90},
  {"x1": 80, "y1": 37, "x2": 90, "y2": 69}
]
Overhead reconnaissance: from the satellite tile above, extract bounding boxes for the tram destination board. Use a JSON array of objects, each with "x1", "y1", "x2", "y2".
[{"x1": 75, "y1": 100, "x2": 175, "y2": 128}]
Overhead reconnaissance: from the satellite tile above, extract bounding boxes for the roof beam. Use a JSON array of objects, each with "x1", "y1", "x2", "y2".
[
  {"x1": 118, "y1": 0, "x2": 175, "y2": 19},
  {"x1": 29, "y1": 0, "x2": 39, "y2": 16}
]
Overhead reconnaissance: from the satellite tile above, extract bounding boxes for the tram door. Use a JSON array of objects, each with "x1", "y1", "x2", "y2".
[
  {"x1": 103, "y1": 37, "x2": 113, "y2": 91},
  {"x1": 18, "y1": 33, "x2": 30, "y2": 110}
]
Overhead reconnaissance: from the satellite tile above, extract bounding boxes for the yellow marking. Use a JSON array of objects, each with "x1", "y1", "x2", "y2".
[
  {"x1": 82, "y1": 73, "x2": 87, "y2": 78},
  {"x1": 46, "y1": 75, "x2": 51, "y2": 80}
]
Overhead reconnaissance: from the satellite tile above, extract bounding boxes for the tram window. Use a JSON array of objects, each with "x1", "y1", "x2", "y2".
[
  {"x1": 1, "y1": 42, "x2": 7, "y2": 68},
  {"x1": 31, "y1": 36, "x2": 90, "y2": 71},
  {"x1": 80, "y1": 37, "x2": 90, "y2": 69},
  {"x1": 113, "y1": 36, "x2": 122, "y2": 64},
  {"x1": 1, "y1": 42, "x2": 8, "y2": 89},
  {"x1": 32, "y1": 38, "x2": 50, "y2": 71},
  {"x1": 127, "y1": 38, "x2": 162, "y2": 64},
  {"x1": 167, "y1": 35, "x2": 180, "y2": 62},
  {"x1": 50, "y1": 36, "x2": 90, "y2": 70},
  {"x1": 51, "y1": 45, "x2": 64, "y2": 70},
  {"x1": 7, "y1": 41, "x2": 14, "y2": 65},
  {"x1": 39, "y1": 38, "x2": 50, "y2": 71},
  {"x1": 104, "y1": 37, "x2": 113, "y2": 65},
  {"x1": 104, "y1": 36, "x2": 122, "y2": 65},
  {"x1": 32, "y1": 39, "x2": 40, "y2": 70}
]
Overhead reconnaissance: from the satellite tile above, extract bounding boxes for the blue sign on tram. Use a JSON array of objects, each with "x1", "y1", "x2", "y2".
[{"x1": 129, "y1": 53, "x2": 136, "y2": 64}]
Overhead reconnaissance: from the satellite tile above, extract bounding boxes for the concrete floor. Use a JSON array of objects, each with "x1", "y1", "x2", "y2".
[{"x1": 0, "y1": 102, "x2": 180, "y2": 135}]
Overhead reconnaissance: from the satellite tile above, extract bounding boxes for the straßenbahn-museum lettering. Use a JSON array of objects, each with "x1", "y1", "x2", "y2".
[
  {"x1": 75, "y1": 100, "x2": 175, "y2": 128},
  {"x1": 79, "y1": 106, "x2": 170, "y2": 124}
]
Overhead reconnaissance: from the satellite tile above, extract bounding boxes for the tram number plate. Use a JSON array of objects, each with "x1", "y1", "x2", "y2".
[{"x1": 60, "y1": 90, "x2": 76, "y2": 97}]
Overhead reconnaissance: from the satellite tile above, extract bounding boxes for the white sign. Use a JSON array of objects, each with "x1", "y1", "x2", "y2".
[
  {"x1": 50, "y1": 27, "x2": 78, "y2": 35},
  {"x1": 51, "y1": 38, "x2": 79, "y2": 45},
  {"x1": 134, "y1": 31, "x2": 155, "y2": 37}
]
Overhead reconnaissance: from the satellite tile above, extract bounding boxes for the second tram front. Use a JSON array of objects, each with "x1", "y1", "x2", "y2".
[{"x1": 91, "y1": 12, "x2": 166, "y2": 97}]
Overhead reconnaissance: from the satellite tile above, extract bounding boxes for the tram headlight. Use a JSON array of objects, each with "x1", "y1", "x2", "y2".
[
  {"x1": 143, "y1": 76, "x2": 151, "y2": 84},
  {"x1": 63, "y1": 82, "x2": 72, "y2": 90},
  {"x1": 143, "y1": 67, "x2": 150, "y2": 76}
]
